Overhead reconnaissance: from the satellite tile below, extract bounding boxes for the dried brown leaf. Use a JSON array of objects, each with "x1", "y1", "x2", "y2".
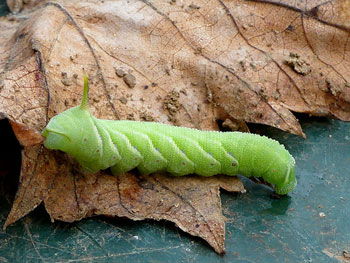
[
  {"x1": 9, "y1": 120, "x2": 43, "y2": 146},
  {"x1": 39, "y1": 152, "x2": 245, "y2": 254}
]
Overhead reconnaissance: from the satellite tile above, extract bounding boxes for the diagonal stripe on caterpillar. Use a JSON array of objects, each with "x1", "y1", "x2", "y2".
[{"x1": 42, "y1": 75, "x2": 296, "y2": 195}]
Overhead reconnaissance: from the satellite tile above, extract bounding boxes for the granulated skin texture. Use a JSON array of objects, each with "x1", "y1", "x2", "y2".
[{"x1": 42, "y1": 76, "x2": 296, "y2": 195}]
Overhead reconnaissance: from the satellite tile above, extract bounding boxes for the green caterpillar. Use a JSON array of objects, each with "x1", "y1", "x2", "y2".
[{"x1": 42, "y1": 76, "x2": 296, "y2": 195}]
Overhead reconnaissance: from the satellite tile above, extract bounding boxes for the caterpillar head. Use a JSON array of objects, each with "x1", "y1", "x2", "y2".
[
  {"x1": 273, "y1": 158, "x2": 296, "y2": 195},
  {"x1": 252, "y1": 137, "x2": 297, "y2": 195},
  {"x1": 42, "y1": 75, "x2": 111, "y2": 172}
]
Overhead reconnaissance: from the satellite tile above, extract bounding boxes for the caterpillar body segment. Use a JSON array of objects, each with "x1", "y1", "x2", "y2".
[{"x1": 102, "y1": 127, "x2": 142, "y2": 175}]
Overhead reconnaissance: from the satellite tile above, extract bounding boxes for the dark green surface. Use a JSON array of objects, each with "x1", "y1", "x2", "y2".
[
  {"x1": 1, "y1": 116, "x2": 349, "y2": 263},
  {"x1": 0, "y1": 0, "x2": 8, "y2": 14}
]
